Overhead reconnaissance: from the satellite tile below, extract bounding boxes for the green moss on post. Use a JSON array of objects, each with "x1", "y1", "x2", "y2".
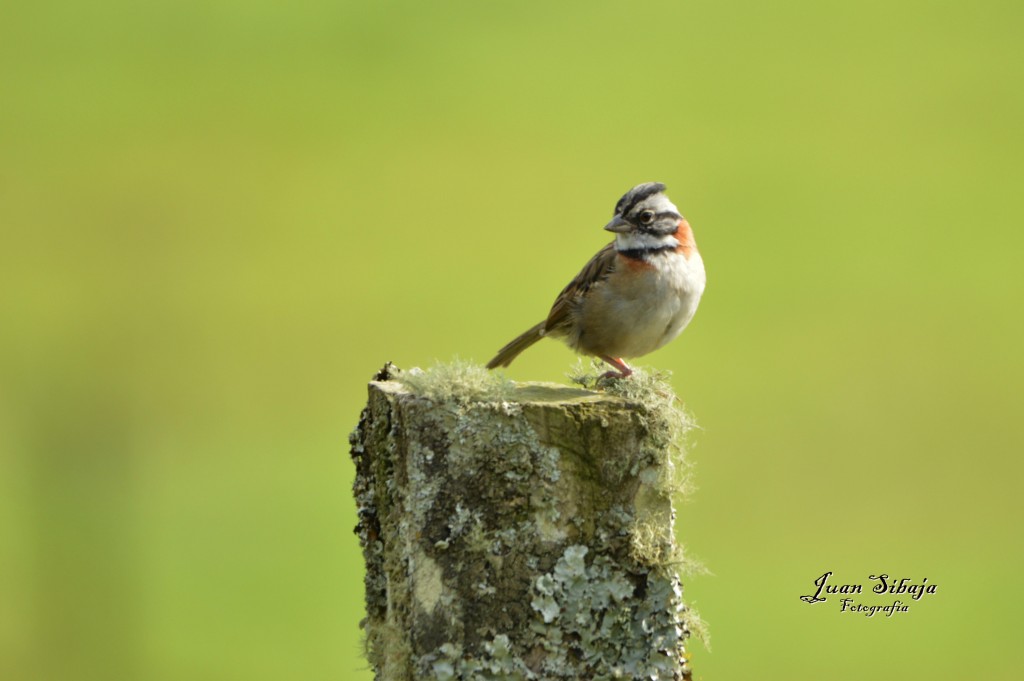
[{"x1": 350, "y1": 361, "x2": 703, "y2": 681}]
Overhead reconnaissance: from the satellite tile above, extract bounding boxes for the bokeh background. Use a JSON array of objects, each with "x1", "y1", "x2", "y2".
[{"x1": 2, "y1": 1, "x2": 1022, "y2": 679}]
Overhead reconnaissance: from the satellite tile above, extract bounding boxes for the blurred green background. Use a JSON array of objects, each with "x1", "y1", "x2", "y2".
[{"x1": 2, "y1": 1, "x2": 1022, "y2": 679}]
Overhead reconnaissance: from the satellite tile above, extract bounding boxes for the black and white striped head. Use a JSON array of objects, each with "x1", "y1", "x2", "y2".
[{"x1": 604, "y1": 182, "x2": 684, "y2": 250}]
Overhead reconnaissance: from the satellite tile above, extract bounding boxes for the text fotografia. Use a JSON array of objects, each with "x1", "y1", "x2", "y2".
[{"x1": 800, "y1": 571, "x2": 937, "y2": 617}]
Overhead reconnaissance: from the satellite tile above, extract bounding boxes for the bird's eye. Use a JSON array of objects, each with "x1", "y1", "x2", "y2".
[{"x1": 639, "y1": 210, "x2": 655, "y2": 225}]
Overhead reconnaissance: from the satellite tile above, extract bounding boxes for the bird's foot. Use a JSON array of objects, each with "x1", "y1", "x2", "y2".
[{"x1": 598, "y1": 356, "x2": 633, "y2": 380}]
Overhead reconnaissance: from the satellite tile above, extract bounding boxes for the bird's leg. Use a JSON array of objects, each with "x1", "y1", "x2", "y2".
[{"x1": 598, "y1": 355, "x2": 633, "y2": 379}]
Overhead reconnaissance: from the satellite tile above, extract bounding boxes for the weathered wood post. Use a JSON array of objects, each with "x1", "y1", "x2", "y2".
[{"x1": 350, "y1": 362, "x2": 703, "y2": 680}]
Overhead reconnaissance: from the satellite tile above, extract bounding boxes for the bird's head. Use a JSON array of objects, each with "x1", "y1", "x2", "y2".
[{"x1": 604, "y1": 182, "x2": 685, "y2": 252}]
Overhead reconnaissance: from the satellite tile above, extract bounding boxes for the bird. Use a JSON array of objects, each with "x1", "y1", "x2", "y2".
[{"x1": 486, "y1": 182, "x2": 706, "y2": 379}]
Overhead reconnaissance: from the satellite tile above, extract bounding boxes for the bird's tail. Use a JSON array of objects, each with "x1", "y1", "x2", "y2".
[{"x1": 485, "y1": 322, "x2": 546, "y2": 369}]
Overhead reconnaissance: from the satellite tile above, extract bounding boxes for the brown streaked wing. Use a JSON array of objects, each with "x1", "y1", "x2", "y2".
[{"x1": 544, "y1": 242, "x2": 618, "y2": 331}]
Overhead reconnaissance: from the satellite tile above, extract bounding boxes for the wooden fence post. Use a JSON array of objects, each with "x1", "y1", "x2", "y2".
[{"x1": 349, "y1": 363, "x2": 701, "y2": 680}]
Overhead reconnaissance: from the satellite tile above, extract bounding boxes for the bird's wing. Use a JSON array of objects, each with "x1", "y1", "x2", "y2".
[{"x1": 544, "y1": 242, "x2": 618, "y2": 331}]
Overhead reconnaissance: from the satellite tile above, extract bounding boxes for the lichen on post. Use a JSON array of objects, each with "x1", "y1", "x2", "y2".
[{"x1": 349, "y1": 361, "x2": 704, "y2": 681}]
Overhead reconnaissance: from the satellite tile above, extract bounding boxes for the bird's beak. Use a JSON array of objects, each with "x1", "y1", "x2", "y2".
[{"x1": 603, "y1": 215, "x2": 632, "y2": 233}]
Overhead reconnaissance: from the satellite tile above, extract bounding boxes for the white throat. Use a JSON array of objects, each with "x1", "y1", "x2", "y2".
[{"x1": 615, "y1": 231, "x2": 679, "y2": 251}]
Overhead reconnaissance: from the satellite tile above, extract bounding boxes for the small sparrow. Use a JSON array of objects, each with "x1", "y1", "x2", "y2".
[{"x1": 486, "y1": 182, "x2": 706, "y2": 378}]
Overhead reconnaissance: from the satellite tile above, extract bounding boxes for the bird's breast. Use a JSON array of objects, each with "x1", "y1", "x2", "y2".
[{"x1": 573, "y1": 250, "x2": 706, "y2": 359}]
